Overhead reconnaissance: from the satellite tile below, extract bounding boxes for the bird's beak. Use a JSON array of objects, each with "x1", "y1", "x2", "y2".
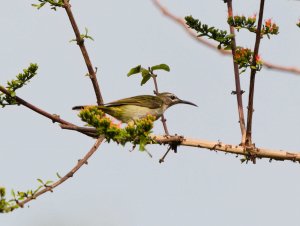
[{"x1": 178, "y1": 99, "x2": 198, "y2": 107}]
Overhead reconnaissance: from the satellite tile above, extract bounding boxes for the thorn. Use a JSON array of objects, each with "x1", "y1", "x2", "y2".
[
  {"x1": 159, "y1": 146, "x2": 172, "y2": 163},
  {"x1": 231, "y1": 90, "x2": 245, "y2": 95},
  {"x1": 52, "y1": 114, "x2": 60, "y2": 123}
]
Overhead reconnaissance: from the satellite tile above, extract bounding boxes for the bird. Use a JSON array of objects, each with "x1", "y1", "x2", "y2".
[{"x1": 72, "y1": 92, "x2": 197, "y2": 123}]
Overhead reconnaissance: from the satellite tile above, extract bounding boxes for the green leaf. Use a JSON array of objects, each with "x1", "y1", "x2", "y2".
[
  {"x1": 151, "y1": 64, "x2": 170, "y2": 72},
  {"x1": 11, "y1": 190, "x2": 16, "y2": 198},
  {"x1": 45, "y1": 180, "x2": 53, "y2": 185},
  {"x1": 37, "y1": 178, "x2": 44, "y2": 184},
  {"x1": 140, "y1": 74, "x2": 151, "y2": 86},
  {"x1": 127, "y1": 65, "x2": 141, "y2": 76},
  {"x1": 141, "y1": 68, "x2": 150, "y2": 77}
]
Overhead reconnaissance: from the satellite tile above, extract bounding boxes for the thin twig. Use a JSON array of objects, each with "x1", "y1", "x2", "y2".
[
  {"x1": 226, "y1": 0, "x2": 247, "y2": 144},
  {"x1": 151, "y1": 73, "x2": 170, "y2": 135},
  {"x1": 245, "y1": 0, "x2": 265, "y2": 146},
  {"x1": 152, "y1": 0, "x2": 300, "y2": 76},
  {"x1": 17, "y1": 137, "x2": 104, "y2": 208},
  {"x1": 151, "y1": 70, "x2": 172, "y2": 162},
  {"x1": 63, "y1": 0, "x2": 103, "y2": 105}
]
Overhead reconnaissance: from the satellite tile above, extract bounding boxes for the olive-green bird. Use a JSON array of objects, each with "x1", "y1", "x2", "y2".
[{"x1": 72, "y1": 92, "x2": 197, "y2": 123}]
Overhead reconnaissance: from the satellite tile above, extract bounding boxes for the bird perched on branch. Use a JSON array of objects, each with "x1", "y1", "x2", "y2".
[{"x1": 72, "y1": 92, "x2": 197, "y2": 123}]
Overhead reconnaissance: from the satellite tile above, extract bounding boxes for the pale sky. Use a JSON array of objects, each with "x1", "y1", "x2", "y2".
[{"x1": 1, "y1": 1, "x2": 300, "y2": 226}]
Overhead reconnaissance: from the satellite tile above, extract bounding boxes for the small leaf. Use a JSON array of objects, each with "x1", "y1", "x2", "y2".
[
  {"x1": 141, "y1": 68, "x2": 150, "y2": 78},
  {"x1": 11, "y1": 189, "x2": 16, "y2": 198},
  {"x1": 56, "y1": 172, "x2": 62, "y2": 179},
  {"x1": 151, "y1": 64, "x2": 170, "y2": 72},
  {"x1": 127, "y1": 65, "x2": 141, "y2": 76},
  {"x1": 140, "y1": 74, "x2": 151, "y2": 86},
  {"x1": 37, "y1": 178, "x2": 44, "y2": 184}
]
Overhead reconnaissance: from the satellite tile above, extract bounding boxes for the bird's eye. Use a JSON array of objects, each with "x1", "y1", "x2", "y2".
[{"x1": 170, "y1": 95, "x2": 176, "y2": 100}]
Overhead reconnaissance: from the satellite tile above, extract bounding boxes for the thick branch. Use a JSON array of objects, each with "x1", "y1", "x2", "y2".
[
  {"x1": 152, "y1": 135, "x2": 300, "y2": 163},
  {"x1": 152, "y1": 0, "x2": 300, "y2": 76},
  {"x1": 63, "y1": 0, "x2": 103, "y2": 105},
  {"x1": 245, "y1": 0, "x2": 265, "y2": 145},
  {"x1": 17, "y1": 138, "x2": 104, "y2": 208},
  {"x1": 226, "y1": 0, "x2": 246, "y2": 143},
  {"x1": 59, "y1": 125, "x2": 300, "y2": 163}
]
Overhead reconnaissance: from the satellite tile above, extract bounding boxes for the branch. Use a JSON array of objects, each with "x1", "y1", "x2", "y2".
[
  {"x1": 245, "y1": 0, "x2": 265, "y2": 145},
  {"x1": 59, "y1": 125, "x2": 300, "y2": 163},
  {"x1": 152, "y1": 135, "x2": 300, "y2": 163},
  {"x1": 63, "y1": 0, "x2": 104, "y2": 105},
  {"x1": 17, "y1": 137, "x2": 104, "y2": 208},
  {"x1": 226, "y1": 0, "x2": 246, "y2": 143},
  {"x1": 60, "y1": 124, "x2": 97, "y2": 135},
  {"x1": 0, "y1": 86, "x2": 95, "y2": 137},
  {"x1": 151, "y1": 73, "x2": 169, "y2": 135},
  {"x1": 152, "y1": 0, "x2": 300, "y2": 76}
]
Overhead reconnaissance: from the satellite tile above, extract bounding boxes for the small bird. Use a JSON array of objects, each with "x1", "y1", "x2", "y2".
[{"x1": 72, "y1": 92, "x2": 197, "y2": 123}]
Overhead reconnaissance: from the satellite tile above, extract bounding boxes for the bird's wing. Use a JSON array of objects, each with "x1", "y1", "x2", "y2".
[{"x1": 105, "y1": 95, "x2": 163, "y2": 109}]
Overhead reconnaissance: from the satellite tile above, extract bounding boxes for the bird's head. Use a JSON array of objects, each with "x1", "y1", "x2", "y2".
[{"x1": 157, "y1": 92, "x2": 197, "y2": 108}]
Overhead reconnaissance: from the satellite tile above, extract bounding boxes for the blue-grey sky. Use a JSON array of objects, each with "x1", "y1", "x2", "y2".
[{"x1": 1, "y1": 1, "x2": 300, "y2": 226}]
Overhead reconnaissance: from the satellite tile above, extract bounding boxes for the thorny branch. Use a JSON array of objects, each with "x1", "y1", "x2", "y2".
[
  {"x1": 150, "y1": 68, "x2": 176, "y2": 162},
  {"x1": 0, "y1": 86, "x2": 95, "y2": 138},
  {"x1": 245, "y1": 0, "x2": 265, "y2": 146},
  {"x1": 226, "y1": 0, "x2": 247, "y2": 143},
  {"x1": 152, "y1": 135, "x2": 300, "y2": 163},
  {"x1": 152, "y1": 0, "x2": 300, "y2": 76},
  {"x1": 63, "y1": 0, "x2": 104, "y2": 105},
  {"x1": 60, "y1": 125, "x2": 300, "y2": 164},
  {"x1": 151, "y1": 71, "x2": 169, "y2": 135},
  {"x1": 17, "y1": 138, "x2": 104, "y2": 208}
]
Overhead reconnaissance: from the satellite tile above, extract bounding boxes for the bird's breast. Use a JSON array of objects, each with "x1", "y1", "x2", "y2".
[{"x1": 120, "y1": 105, "x2": 164, "y2": 122}]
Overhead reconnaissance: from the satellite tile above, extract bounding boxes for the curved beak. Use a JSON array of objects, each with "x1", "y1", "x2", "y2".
[{"x1": 178, "y1": 99, "x2": 198, "y2": 107}]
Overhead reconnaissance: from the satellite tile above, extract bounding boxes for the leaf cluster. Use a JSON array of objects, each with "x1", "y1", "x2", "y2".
[
  {"x1": 78, "y1": 107, "x2": 156, "y2": 151},
  {"x1": 32, "y1": 0, "x2": 64, "y2": 10},
  {"x1": 69, "y1": 27, "x2": 94, "y2": 43},
  {"x1": 0, "y1": 178, "x2": 53, "y2": 213},
  {"x1": 227, "y1": 15, "x2": 257, "y2": 33},
  {"x1": 0, "y1": 63, "x2": 38, "y2": 107},
  {"x1": 185, "y1": 15, "x2": 234, "y2": 49},
  {"x1": 127, "y1": 64, "x2": 170, "y2": 86},
  {"x1": 234, "y1": 47, "x2": 262, "y2": 74},
  {"x1": 228, "y1": 15, "x2": 279, "y2": 39},
  {"x1": 0, "y1": 187, "x2": 18, "y2": 213},
  {"x1": 261, "y1": 19, "x2": 279, "y2": 38}
]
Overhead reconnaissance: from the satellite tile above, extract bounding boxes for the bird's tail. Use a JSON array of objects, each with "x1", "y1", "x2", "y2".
[{"x1": 72, "y1": 105, "x2": 87, "y2": 110}]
